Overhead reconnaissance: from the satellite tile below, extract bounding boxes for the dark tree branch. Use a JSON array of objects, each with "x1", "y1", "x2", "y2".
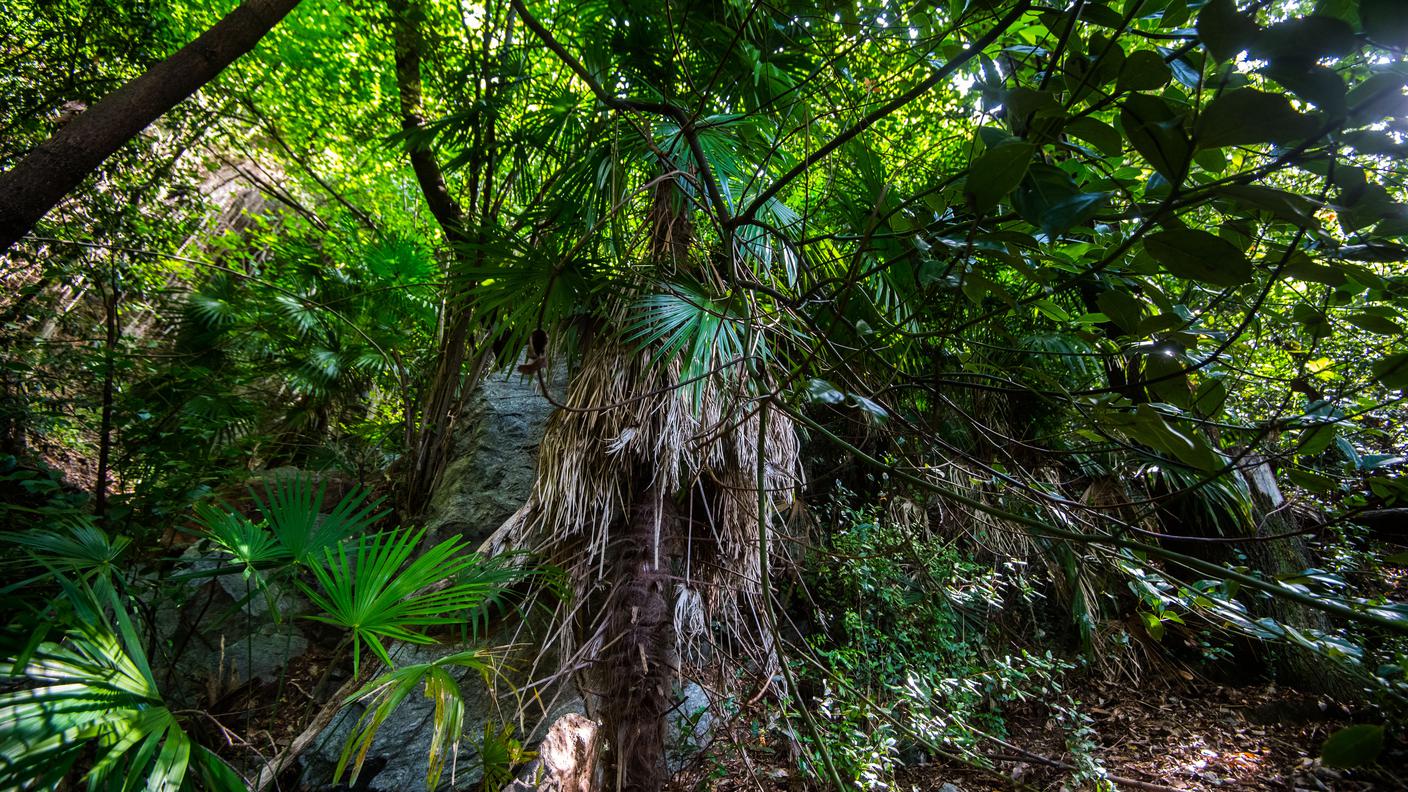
[
  {"x1": 0, "y1": 0, "x2": 305, "y2": 254},
  {"x1": 390, "y1": 0, "x2": 467, "y2": 247},
  {"x1": 730, "y1": 0, "x2": 1033, "y2": 227}
]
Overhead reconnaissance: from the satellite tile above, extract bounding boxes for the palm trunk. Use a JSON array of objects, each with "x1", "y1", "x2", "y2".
[
  {"x1": 0, "y1": 0, "x2": 304, "y2": 254},
  {"x1": 600, "y1": 478, "x2": 675, "y2": 792}
]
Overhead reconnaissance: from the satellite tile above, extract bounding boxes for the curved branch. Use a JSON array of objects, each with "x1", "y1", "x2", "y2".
[{"x1": 730, "y1": 0, "x2": 1033, "y2": 227}]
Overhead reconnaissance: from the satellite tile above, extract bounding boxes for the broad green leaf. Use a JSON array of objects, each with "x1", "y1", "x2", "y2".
[
  {"x1": 1110, "y1": 404, "x2": 1224, "y2": 472},
  {"x1": 1097, "y1": 289, "x2": 1145, "y2": 334},
  {"x1": 1346, "y1": 71, "x2": 1408, "y2": 123},
  {"x1": 1251, "y1": 15, "x2": 1358, "y2": 63},
  {"x1": 966, "y1": 141, "x2": 1035, "y2": 212},
  {"x1": 1064, "y1": 117, "x2": 1123, "y2": 157},
  {"x1": 1010, "y1": 163, "x2": 1109, "y2": 236},
  {"x1": 1217, "y1": 185, "x2": 1320, "y2": 225},
  {"x1": 1288, "y1": 468, "x2": 1339, "y2": 492},
  {"x1": 1298, "y1": 424, "x2": 1336, "y2": 456},
  {"x1": 1041, "y1": 191, "x2": 1109, "y2": 236},
  {"x1": 1263, "y1": 63, "x2": 1347, "y2": 116},
  {"x1": 1139, "y1": 610, "x2": 1165, "y2": 640},
  {"x1": 1363, "y1": 0, "x2": 1408, "y2": 49},
  {"x1": 1281, "y1": 253, "x2": 1347, "y2": 286},
  {"x1": 1121, "y1": 94, "x2": 1191, "y2": 181},
  {"x1": 1195, "y1": 89, "x2": 1318, "y2": 150},
  {"x1": 1144, "y1": 229, "x2": 1253, "y2": 287},
  {"x1": 1346, "y1": 313, "x2": 1402, "y2": 336},
  {"x1": 1320, "y1": 724, "x2": 1385, "y2": 769},
  {"x1": 1197, "y1": 0, "x2": 1260, "y2": 61},
  {"x1": 1117, "y1": 50, "x2": 1172, "y2": 92},
  {"x1": 1193, "y1": 376, "x2": 1228, "y2": 416},
  {"x1": 1372, "y1": 351, "x2": 1408, "y2": 389}
]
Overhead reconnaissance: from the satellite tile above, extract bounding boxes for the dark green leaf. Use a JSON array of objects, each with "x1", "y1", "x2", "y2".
[
  {"x1": 1346, "y1": 313, "x2": 1402, "y2": 336},
  {"x1": 1193, "y1": 376, "x2": 1228, "y2": 416},
  {"x1": 1217, "y1": 184, "x2": 1321, "y2": 224},
  {"x1": 1197, "y1": 0, "x2": 1260, "y2": 62},
  {"x1": 1195, "y1": 89, "x2": 1319, "y2": 150},
  {"x1": 1121, "y1": 94, "x2": 1191, "y2": 180},
  {"x1": 1372, "y1": 351, "x2": 1408, "y2": 389},
  {"x1": 1098, "y1": 289, "x2": 1145, "y2": 334},
  {"x1": 1320, "y1": 724, "x2": 1385, "y2": 769},
  {"x1": 1346, "y1": 71, "x2": 1408, "y2": 123},
  {"x1": 1064, "y1": 116, "x2": 1123, "y2": 157},
  {"x1": 1288, "y1": 468, "x2": 1339, "y2": 492},
  {"x1": 1363, "y1": 0, "x2": 1408, "y2": 49},
  {"x1": 1144, "y1": 229, "x2": 1254, "y2": 287},
  {"x1": 1118, "y1": 50, "x2": 1172, "y2": 92},
  {"x1": 1281, "y1": 253, "x2": 1346, "y2": 286},
  {"x1": 1263, "y1": 63, "x2": 1347, "y2": 116},
  {"x1": 966, "y1": 141, "x2": 1035, "y2": 212},
  {"x1": 1040, "y1": 191, "x2": 1110, "y2": 236},
  {"x1": 1298, "y1": 424, "x2": 1336, "y2": 456},
  {"x1": 1252, "y1": 15, "x2": 1358, "y2": 63}
]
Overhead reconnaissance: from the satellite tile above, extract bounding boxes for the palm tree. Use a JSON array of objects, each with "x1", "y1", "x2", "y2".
[
  {"x1": 418, "y1": 1, "x2": 1032, "y2": 786},
  {"x1": 395, "y1": 0, "x2": 1408, "y2": 784}
]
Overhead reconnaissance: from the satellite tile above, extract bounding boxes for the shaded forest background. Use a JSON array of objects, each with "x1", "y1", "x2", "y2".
[{"x1": 2, "y1": 0, "x2": 1407, "y2": 790}]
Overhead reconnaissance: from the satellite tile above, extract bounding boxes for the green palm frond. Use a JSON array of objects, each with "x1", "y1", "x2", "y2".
[
  {"x1": 335, "y1": 649, "x2": 499, "y2": 790},
  {"x1": 253, "y1": 474, "x2": 387, "y2": 566},
  {"x1": 193, "y1": 502, "x2": 288, "y2": 573},
  {"x1": 2, "y1": 518, "x2": 129, "y2": 587},
  {"x1": 625, "y1": 280, "x2": 759, "y2": 402},
  {"x1": 300, "y1": 528, "x2": 525, "y2": 674},
  {"x1": 0, "y1": 617, "x2": 243, "y2": 792},
  {"x1": 460, "y1": 230, "x2": 602, "y2": 358},
  {"x1": 1141, "y1": 460, "x2": 1255, "y2": 537},
  {"x1": 274, "y1": 292, "x2": 323, "y2": 337}
]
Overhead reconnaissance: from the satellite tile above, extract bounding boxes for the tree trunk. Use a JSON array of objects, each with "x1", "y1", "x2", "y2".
[
  {"x1": 0, "y1": 0, "x2": 304, "y2": 254},
  {"x1": 388, "y1": 0, "x2": 482, "y2": 512},
  {"x1": 1242, "y1": 460, "x2": 1359, "y2": 698},
  {"x1": 600, "y1": 477, "x2": 675, "y2": 792},
  {"x1": 94, "y1": 269, "x2": 120, "y2": 521}
]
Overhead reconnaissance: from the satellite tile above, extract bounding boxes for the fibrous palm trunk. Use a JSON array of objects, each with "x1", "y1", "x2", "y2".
[
  {"x1": 485, "y1": 339, "x2": 801, "y2": 791},
  {"x1": 600, "y1": 478, "x2": 675, "y2": 791}
]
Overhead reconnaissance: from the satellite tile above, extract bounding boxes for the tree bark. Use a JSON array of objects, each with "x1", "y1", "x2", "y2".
[
  {"x1": 388, "y1": 0, "x2": 482, "y2": 512},
  {"x1": 0, "y1": 0, "x2": 304, "y2": 254},
  {"x1": 600, "y1": 478, "x2": 675, "y2": 792}
]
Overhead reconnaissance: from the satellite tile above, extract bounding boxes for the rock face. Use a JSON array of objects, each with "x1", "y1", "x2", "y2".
[
  {"x1": 502, "y1": 713, "x2": 599, "y2": 792},
  {"x1": 665, "y1": 682, "x2": 714, "y2": 774},
  {"x1": 297, "y1": 370, "x2": 573, "y2": 791},
  {"x1": 297, "y1": 635, "x2": 585, "y2": 792},
  {"x1": 423, "y1": 370, "x2": 560, "y2": 549},
  {"x1": 154, "y1": 547, "x2": 310, "y2": 706}
]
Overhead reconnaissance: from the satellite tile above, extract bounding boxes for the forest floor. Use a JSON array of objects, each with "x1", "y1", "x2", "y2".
[{"x1": 671, "y1": 677, "x2": 1406, "y2": 791}]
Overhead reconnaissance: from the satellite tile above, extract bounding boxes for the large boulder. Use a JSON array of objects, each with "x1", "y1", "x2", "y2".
[
  {"x1": 423, "y1": 370, "x2": 560, "y2": 549},
  {"x1": 297, "y1": 634, "x2": 585, "y2": 792},
  {"x1": 153, "y1": 546, "x2": 310, "y2": 706}
]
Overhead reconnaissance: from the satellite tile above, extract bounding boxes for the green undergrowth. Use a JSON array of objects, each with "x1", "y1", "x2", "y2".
[{"x1": 794, "y1": 490, "x2": 1110, "y2": 790}]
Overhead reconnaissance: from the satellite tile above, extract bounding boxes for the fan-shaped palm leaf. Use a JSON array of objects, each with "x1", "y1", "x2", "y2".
[
  {"x1": 300, "y1": 527, "x2": 526, "y2": 673},
  {"x1": 252, "y1": 474, "x2": 387, "y2": 565},
  {"x1": 0, "y1": 606, "x2": 243, "y2": 791}
]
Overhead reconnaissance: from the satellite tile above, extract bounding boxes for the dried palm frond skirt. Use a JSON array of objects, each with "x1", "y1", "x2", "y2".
[{"x1": 481, "y1": 339, "x2": 803, "y2": 717}]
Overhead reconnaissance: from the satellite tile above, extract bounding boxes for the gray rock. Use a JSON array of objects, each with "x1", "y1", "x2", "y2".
[
  {"x1": 153, "y1": 547, "x2": 310, "y2": 704},
  {"x1": 423, "y1": 369, "x2": 562, "y2": 549},
  {"x1": 501, "y1": 712, "x2": 597, "y2": 792},
  {"x1": 298, "y1": 634, "x2": 584, "y2": 792},
  {"x1": 665, "y1": 682, "x2": 715, "y2": 773}
]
